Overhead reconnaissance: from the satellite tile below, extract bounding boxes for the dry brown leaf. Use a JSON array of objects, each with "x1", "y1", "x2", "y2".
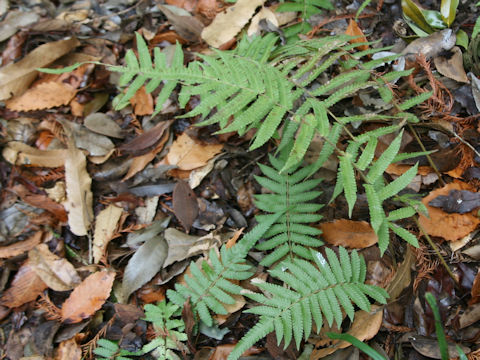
[
  {"x1": 93, "y1": 204, "x2": 123, "y2": 264},
  {"x1": 166, "y1": 132, "x2": 223, "y2": 170},
  {"x1": 247, "y1": 7, "x2": 279, "y2": 36},
  {"x1": 0, "y1": 260, "x2": 47, "y2": 308},
  {"x1": 419, "y1": 181, "x2": 480, "y2": 241},
  {"x1": 0, "y1": 231, "x2": 43, "y2": 258},
  {"x1": 130, "y1": 86, "x2": 154, "y2": 116},
  {"x1": 64, "y1": 142, "x2": 93, "y2": 236},
  {"x1": 0, "y1": 37, "x2": 80, "y2": 100},
  {"x1": 214, "y1": 293, "x2": 246, "y2": 325},
  {"x1": 320, "y1": 219, "x2": 378, "y2": 248},
  {"x1": 173, "y1": 180, "x2": 198, "y2": 233},
  {"x1": 201, "y1": 0, "x2": 266, "y2": 48},
  {"x1": 311, "y1": 305, "x2": 383, "y2": 358},
  {"x1": 5, "y1": 82, "x2": 76, "y2": 111},
  {"x1": 471, "y1": 269, "x2": 480, "y2": 305},
  {"x1": 28, "y1": 243, "x2": 81, "y2": 291},
  {"x1": 434, "y1": 46, "x2": 469, "y2": 83},
  {"x1": 345, "y1": 19, "x2": 368, "y2": 51},
  {"x1": 61, "y1": 270, "x2": 115, "y2": 323},
  {"x1": 386, "y1": 163, "x2": 433, "y2": 176},
  {"x1": 209, "y1": 344, "x2": 263, "y2": 360},
  {"x1": 119, "y1": 120, "x2": 172, "y2": 157},
  {"x1": 386, "y1": 245, "x2": 414, "y2": 301},
  {"x1": 2, "y1": 141, "x2": 67, "y2": 167},
  {"x1": 55, "y1": 337, "x2": 82, "y2": 360}
]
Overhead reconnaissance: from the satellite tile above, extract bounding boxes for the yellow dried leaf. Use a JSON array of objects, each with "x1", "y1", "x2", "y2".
[
  {"x1": 93, "y1": 204, "x2": 123, "y2": 264},
  {"x1": 64, "y1": 144, "x2": 93, "y2": 236}
]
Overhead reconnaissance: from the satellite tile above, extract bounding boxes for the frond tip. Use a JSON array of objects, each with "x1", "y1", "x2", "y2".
[{"x1": 227, "y1": 247, "x2": 389, "y2": 360}]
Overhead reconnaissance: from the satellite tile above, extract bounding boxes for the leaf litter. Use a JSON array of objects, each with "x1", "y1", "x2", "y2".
[{"x1": 1, "y1": 1, "x2": 480, "y2": 359}]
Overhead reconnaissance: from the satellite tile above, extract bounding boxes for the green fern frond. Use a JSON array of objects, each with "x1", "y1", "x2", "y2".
[
  {"x1": 227, "y1": 247, "x2": 388, "y2": 360},
  {"x1": 93, "y1": 339, "x2": 137, "y2": 360},
  {"x1": 254, "y1": 153, "x2": 323, "y2": 267},
  {"x1": 276, "y1": 0, "x2": 333, "y2": 36},
  {"x1": 397, "y1": 91, "x2": 433, "y2": 111}
]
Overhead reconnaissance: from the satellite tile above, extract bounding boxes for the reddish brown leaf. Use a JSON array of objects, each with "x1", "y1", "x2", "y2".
[
  {"x1": 320, "y1": 219, "x2": 378, "y2": 248},
  {"x1": 61, "y1": 270, "x2": 115, "y2": 323},
  {"x1": 118, "y1": 120, "x2": 172, "y2": 156},
  {"x1": 130, "y1": 86, "x2": 154, "y2": 116},
  {"x1": 173, "y1": 180, "x2": 198, "y2": 233},
  {"x1": 0, "y1": 260, "x2": 47, "y2": 308},
  {"x1": 12, "y1": 184, "x2": 68, "y2": 222},
  {"x1": 345, "y1": 19, "x2": 368, "y2": 51},
  {"x1": 0, "y1": 231, "x2": 43, "y2": 258}
]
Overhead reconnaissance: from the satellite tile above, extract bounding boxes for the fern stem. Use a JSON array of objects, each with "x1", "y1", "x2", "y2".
[
  {"x1": 413, "y1": 216, "x2": 458, "y2": 286},
  {"x1": 407, "y1": 123, "x2": 446, "y2": 187}
]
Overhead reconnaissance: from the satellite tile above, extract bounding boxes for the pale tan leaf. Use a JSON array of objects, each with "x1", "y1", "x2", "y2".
[
  {"x1": 434, "y1": 46, "x2": 469, "y2": 83},
  {"x1": 28, "y1": 243, "x2": 81, "y2": 291},
  {"x1": 247, "y1": 7, "x2": 278, "y2": 36},
  {"x1": 201, "y1": 0, "x2": 266, "y2": 48},
  {"x1": 2, "y1": 141, "x2": 67, "y2": 167},
  {"x1": 61, "y1": 270, "x2": 115, "y2": 323},
  {"x1": 64, "y1": 143, "x2": 93, "y2": 236},
  {"x1": 0, "y1": 231, "x2": 43, "y2": 259},
  {"x1": 55, "y1": 337, "x2": 82, "y2": 360},
  {"x1": 166, "y1": 133, "x2": 223, "y2": 170},
  {"x1": 311, "y1": 305, "x2": 383, "y2": 358},
  {"x1": 5, "y1": 82, "x2": 76, "y2": 111},
  {"x1": 0, "y1": 37, "x2": 80, "y2": 100},
  {"x1": 93, "y1": 204, "x2": 123, "y2": 264},
  {"x1": 0, "y1": 260, "x2": 47, "y2": 308}
]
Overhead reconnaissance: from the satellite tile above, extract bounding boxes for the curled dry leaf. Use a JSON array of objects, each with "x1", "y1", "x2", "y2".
[
  {"x1": 93, "y1": 204, "x2": 123, "y2": 264},
  {"x1": 0, "y1": 230, "x2": 43, "y2": 258},
  {"x1": 64, "y1": 142, "x2": 93, "y2": 236},
  {"x1": 201, "y1": 0, "x2": 266, "y2": 48},
  {"x1": 28, "y1": 243, "x2": 81, "y2": 291},
  {"x1": 0, "y1": 37, "x2": 80, "y2": 100},
  {"x1": 61, "y1": 270, "x2": 115, "y2": 323},
  {"x1": 0, "y1": 260, "x2": 47, "y2": 308},
  {"x1": 311, "y1": 305, "x2": 384, "y2": 358},
  {"x1": 166, "y1": 132, "x2": 223, "y2": 170},
  {"x1": 2, "y1": 141, "x2": 67, "y2": 167},
  {"x1": 419, "y1": 182, "x2": 480, "y2": 241},
  {"x1": 320, "y1": 219, "x2": 378, "y2": 248}
]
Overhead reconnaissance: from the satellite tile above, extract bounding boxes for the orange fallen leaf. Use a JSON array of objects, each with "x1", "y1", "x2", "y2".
[
  {"x1": 345, "y1": 19, "x2": 368, "y2": 51},
  {"x1": 320, "y1": 219, "x2": 378, "y2": 248},
  {"x1": 130, "y1": 86, "x2": 154, "y2": 116},
  {"x1": 166, "y1": 132, "x2": 223, "y2": 170},
  {"x1": 386, "y1": 163, "x2": 433, "y2": 176},
  {"x1": 61, "y1": 270, "x2": 115, "y2": 323},
  {"x1": 0, "y1": 260, "x2": 47, "y2": 308},
  {"x1": 419, "y1": 181, "x2": 480, "y2": 241}
]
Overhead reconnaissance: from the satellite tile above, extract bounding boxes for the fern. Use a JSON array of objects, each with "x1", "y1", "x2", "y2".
[
  {"x1": 93, "y1": 339, "x2": 137, "y2": 360},
  {"x1": 254, "y1": 152, "x2": 323, "y2": 266},
  {"x1": 227, "y1": 247, "x2": 389, "y2": 360},
  {"x1": 140, "y1": 301, "x2": 187, "y2": 360}
]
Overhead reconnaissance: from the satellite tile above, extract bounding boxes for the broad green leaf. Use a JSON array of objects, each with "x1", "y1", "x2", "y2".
[
  {"x1": 422, "y1": 10, "x2": 447, "y2": 29},
  {"x1": 402, "y1": 0, "x2": 434, "y2": 33},
  {"x1": 440, "y1": 0, "x2": 459, "y2": 27},
  {"x1": 473, "y1": 16, "x2": 480, "y2": 39},
  {"x1": 456, "y1": 29, "x2": 469, "y2": 49}
]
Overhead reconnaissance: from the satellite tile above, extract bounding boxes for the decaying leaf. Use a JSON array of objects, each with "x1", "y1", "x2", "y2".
[
  {"x1": 429, "y1": 189, "x2": 480, "y2": 214},
  {"x1": 84, "y1": 113, "x2": 124, "y2": 139},
  {"x1": 2, "y1": 141, "x2": 67, "y2": 167},
  {"x1": 121, "y1": 234, "x2": 168, "y2": 302},
  {"x1": 64, "y1": 141, "x2": 93, "y2": 236},
  {"x1": 311, "y1": 305, "x2": 384, "y2": 358},
  {"x1": 60, "y1": 119, "x2": 115, "y2": 157},
  {"x1": 320, "y1": 219, "x2": 378, "y2": 248},
  {"x1": 201, "y1": 0, "x2": 266, "y2": 48},
  {"x1": 119, "y1": 120, "x2": 172, "y2": 157},
  {"x1": 61, "y1": 270, "x2": 115, "y2": 323},
  {"x1": 173, "y1": 180, "x2": 198, "y2": 233},
  {"x1": 401, "y1": 29, "x2": 456, "y2": 60},
  {"x1": 434, "y1": 46, "x2": 469, "y2": 83},
  {"x1": 158, "y1": 5, "x2": 204, "y2": 43},
  {"x1": 0, "y1": 260, "x2": 48, "y2": 308},
  {"x1": 0, "y1": 37, "x2": 80, "y2": 100},
  {"x1": 28, "y1": 243, "x2": 81, "y2": 291},
  {"x1": 419, "y1": 182, "x2": 480, "y2": 241},
  {"x1": 130, "y1": 85, "x2": 154, "y2": 116},
  {"x1": 92, "y1": 204, "x2": 123, "y2": 264},
  {"x1": 166, "y1": 132, "x2": 223, "y2": 170},
  {"x1": 386, "y1": 245, "x2": 414, "y2": 301},
  {"x1": 55, "y1": 337, "x2": 82, "y2": 360}
]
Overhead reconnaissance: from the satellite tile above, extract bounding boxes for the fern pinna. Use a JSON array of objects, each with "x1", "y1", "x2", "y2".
[
  {"x1": 254, "y1": 153, "x2": 323, "y2": 266},
  {"x1": 228, "y1": 247, "x2": 389, "y2": 360}
]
